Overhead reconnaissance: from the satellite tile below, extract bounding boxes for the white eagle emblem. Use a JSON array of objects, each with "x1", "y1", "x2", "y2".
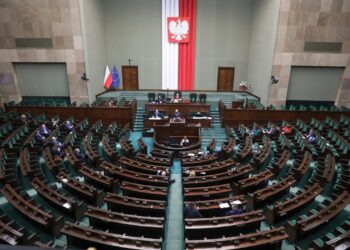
[{"x1": 169, "y1": 19, "x2": 189, "y2": 41}]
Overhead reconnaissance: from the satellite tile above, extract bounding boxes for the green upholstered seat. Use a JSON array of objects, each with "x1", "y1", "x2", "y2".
[
  {"x1": 199, "y1": 93, "x2": 206, "y2": 103},
  {"x1": 148, "y1": 92, "x2": 156, "y2": 102},
  {"x1": 189, "y1": 93, "x2": 197, "y2": 103}
]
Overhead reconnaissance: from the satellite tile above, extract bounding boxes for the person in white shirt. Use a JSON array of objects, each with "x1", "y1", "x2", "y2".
[
  {"x1": 173, "y1": 93, "x2": 182, "y2": 103},
  {"x1": 180, "y1": 136, "x2": 190, "y2": 146}
]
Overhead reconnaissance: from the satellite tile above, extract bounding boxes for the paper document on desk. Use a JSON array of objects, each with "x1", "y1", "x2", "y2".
[
  {"x1": 231, "y1": 200, "x2": 242, "y2": 205},
  {"x1": 63, "y1": 202, "x2": 72, "y2": 209},
  {"x1": 192, "y1": 116, "x2": 207, "y2": 119},
  {"x1": 219, "y1": 202, "x2": 230, "y2": 208}
]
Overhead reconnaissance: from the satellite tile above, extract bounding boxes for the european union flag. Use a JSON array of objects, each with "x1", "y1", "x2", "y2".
[{"x1": 111, "y1": 65, "x2": 119, "y2": 89}]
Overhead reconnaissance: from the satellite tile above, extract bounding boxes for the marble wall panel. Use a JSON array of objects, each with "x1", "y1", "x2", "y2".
[
  {"x1": 0, "y1": 0, "x2": 88, "y2": 104},
  {"x1": 269, "y1": 0, "x2": 350, "y2": 108}
]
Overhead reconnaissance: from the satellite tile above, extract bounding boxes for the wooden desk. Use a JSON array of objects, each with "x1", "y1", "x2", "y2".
[
  {"x1": 105, "y1": 193, "x2": 166, "y2": 217},
  {"x1": 144, "y1": 118, "x2": 169, "y2": 129},
  {"x1": 145, "y1": 103, "x2": 210, "y2": 115},
  {"x1": 144, "y1": 116, "x2": 212, "y2": 129},
  {"x1": 5, "y1": 100, "x2": 137, "y2": 127},
  {"x1": 153, "y1": 121, "x2": 201, "y2": 153},
  {"x1": 62, "y1": 221, "x2": 162, "y2": 250},
  {"x1": 185, "y1": 210, "x2": 264, "y2": 240},
  {"x1": 154, "y1": 121, "x2": 200, "y2": 141},
  {"x1": 185, "y1": 226, "x2": 287, "y2": 250},
  {"x1": 86, "y1": 206, "x2": 164, "y2": 238}
]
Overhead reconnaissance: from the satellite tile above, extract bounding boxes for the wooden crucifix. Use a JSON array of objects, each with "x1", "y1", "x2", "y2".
[{"x1": 128, "y1": 58, "x2": 132, "y2": 66}]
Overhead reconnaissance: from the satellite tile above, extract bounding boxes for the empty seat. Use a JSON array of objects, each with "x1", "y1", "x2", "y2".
[
  {"x1": 189, "y1": 93, "x2": 197, "y2": 103},
  {"x1": 148, "y1": 92, "x2": 156, "y2": 102},
  {"x1": 199, "y1": 94, "x2": 207, "y2": 103}
]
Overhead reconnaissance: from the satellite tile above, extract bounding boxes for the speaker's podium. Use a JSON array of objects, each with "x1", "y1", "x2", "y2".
[
  {"x1": 169, "y1": 117, "x2": 186, "y2": 124},
  {"x1": 153, "y1": 118, "x2": 201, "y2": 152}
]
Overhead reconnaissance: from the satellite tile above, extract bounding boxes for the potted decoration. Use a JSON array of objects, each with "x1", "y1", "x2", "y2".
[{"x1": 239, "y1": 81, "x2": 250, "y2": 91}]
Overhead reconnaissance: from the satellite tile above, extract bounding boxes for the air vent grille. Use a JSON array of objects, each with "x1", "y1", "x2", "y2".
[
  {"x1": 304, "y1": 42, "x2": 342, "y2": 53},
  {"x1": 15, "y1": 38, "x2": 53, "y2": 48}
]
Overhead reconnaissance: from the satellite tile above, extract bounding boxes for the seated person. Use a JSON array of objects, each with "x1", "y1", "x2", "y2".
[
  {"x1": 250, "y1": 126, "x2": 260, "y2": 137},
  {"x1": 180, "y1": 136, "x2": 190, "y2": 146},
  {"x1": 252, "y1": 144, "x2": 263, "y2": 156},
  {"x1": 51, "y1": 146, "x2": 65, "y2": 160},
  {"x1": 108, "y1": 99, "x2": 116, "y2": 107},
  {"x1": 281, "y1": 124, "x2": 292, "y2": 134},
  {"x1": 216, "y1": 142, "x2": 227, "y2": 157},
  {"x1": 173, "y1": 109, "x2": 181, "y2": 118},
  {"x1": 189, "y1": 170, "x2": 196, "y2": 177},
  {"x1": 173, "y1": 92, "x2": 182, "y2": 103},
  {"x1": 73, "y1": 148, "x2": 84, "y2": 160},
  {"x1": 51, "y1": 137, "x2": 64, "y2": 150},
  {"x1": 35, "y1": 130, "x2": 46, "y2": 144},
  {"x1": 305, "y1": 129, "x2": 316, "y2": 143},
  {"x1": 157, "y1": 94, "x2": 164, "y2": 103},
  {"x1": 51, "y1": 117, "x2": 59, "y2": 129},
  {"x1": 224, "y1": 203, "x2": 244, "y2": 216},
  {"x1": 21, "y1": 114, "x2": 28, "y2": 125},
  {"x1": 263, "y1": 125, "x2": 277, "y2": 136},
  {"x1": 65, "y1": 120, "x2": 75, "y2": 132},
  {"x1": 184, "y1": 203, "x2": 203, "y2": 218},
  {"x1": 51, "y1": 137, "x2": 65, "y2": 160},
  {"x1": 156, "y1": 169, "x2": 169, "y2": 176},
  {"x1": 241, "y1": 124, "x2": 251, "y2": 135},
  {"x1": 153, "y1": 109, "x2": 161, "y2": 118},
  {"x1": 39, "y1": 124, "x2": 51, "y2": 137}
]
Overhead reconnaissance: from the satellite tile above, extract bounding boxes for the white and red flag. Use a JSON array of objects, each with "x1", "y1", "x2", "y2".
[
  {"x1": 162, "y1": 0, "x2": 196, "y2": 91},
  {"x1": 103, "y1": 65, "x2": 112, "y2": 89}
]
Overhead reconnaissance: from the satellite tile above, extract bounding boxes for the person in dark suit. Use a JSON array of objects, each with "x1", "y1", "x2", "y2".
[
  {"x1": 224, "y1": 204, "x2": 244, "y2": 216},
  {"x1": 305, "y1": 129, "x2": 316, "y2": 143},
  {"x1": 154, "y1": 109, "x2": 161, "y2": 118},
  {"x1": 184, "y1": 203, "x2": 203, "y2": 218},
  {"x1": 263, "y1": 124, "x2": 277, "y2": 136},
  {"x1": 51, "y1": 146, "x2": 65, "y2": 160},
  {"x1": 173, "y1": 109, "x2": 181, "y2": 118},
  {"x1": 65, "y1": 120, "x2": 75, "y2": 132},
  {"x1": 51, "y1": 137, "x2": 65, "y2": 159},
  {"x1": 39, "y1": 124, "x2": 51, "y2": 137},
  {"x1": 51, "y1": 137, "x2": 64, "y2": 150},
  {"x1": 35, "y1": 130, "x2": 46, "y2": 144},
  {"x1": 157, "y1": 94, "x2": 164, "y2": 103},
  {"x1": 73, "y1": 148, "x2": 83, "y2": 160}
]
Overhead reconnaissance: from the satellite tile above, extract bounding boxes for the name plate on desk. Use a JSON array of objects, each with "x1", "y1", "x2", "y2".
[
  {"x1": 170, "y1": 118, "x2": 186, "y2": 123},
  {"x1": 149, "y1": 117, "x2": 161, "y2": 120},
  {"x1": 191, "y1": 116, "x2": 212, "y2": 119}
]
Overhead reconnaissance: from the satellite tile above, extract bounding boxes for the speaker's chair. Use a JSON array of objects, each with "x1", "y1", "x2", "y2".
[
  {"x1": 199, "y1": 93, "x2": 207, "y2": 103},
  {"x1": 157, "y1": 93, "x2": 166, "y2": 101},
  {"x1": 148, "y1": 92, "x2": 156, "y2": 102},
  {"x1": 174, "y1": 91, "x2": 182, "y2": 98},
  {"x1": 189, "y1": 93, "x2": 197, "y2": 103}
]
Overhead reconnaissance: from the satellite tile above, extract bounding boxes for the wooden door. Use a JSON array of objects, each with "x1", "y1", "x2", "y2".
[
  {"x1": 217, "y1": 67, "x2": 234, "y2": 92},
  {"x1": 122, "y1": 66, "x2": 139, "y2": 90}
]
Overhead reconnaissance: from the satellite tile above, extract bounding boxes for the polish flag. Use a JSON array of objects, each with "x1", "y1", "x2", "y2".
[
  {"x1": 162, "y1": 0, "x2": 196, "y2": 91},
  {"x1": 103, "y1": 65, "x2": 113, "y2": 88}
]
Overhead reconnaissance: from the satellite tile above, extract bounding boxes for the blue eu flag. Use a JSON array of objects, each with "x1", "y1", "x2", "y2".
[{"x1": 111, "y1": 65, "x2": 119, "y2": 89}]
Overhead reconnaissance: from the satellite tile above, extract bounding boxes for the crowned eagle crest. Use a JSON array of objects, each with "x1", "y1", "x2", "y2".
[{"x1": 169, "y1": 19, "x2": 189, "y2": 41}]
